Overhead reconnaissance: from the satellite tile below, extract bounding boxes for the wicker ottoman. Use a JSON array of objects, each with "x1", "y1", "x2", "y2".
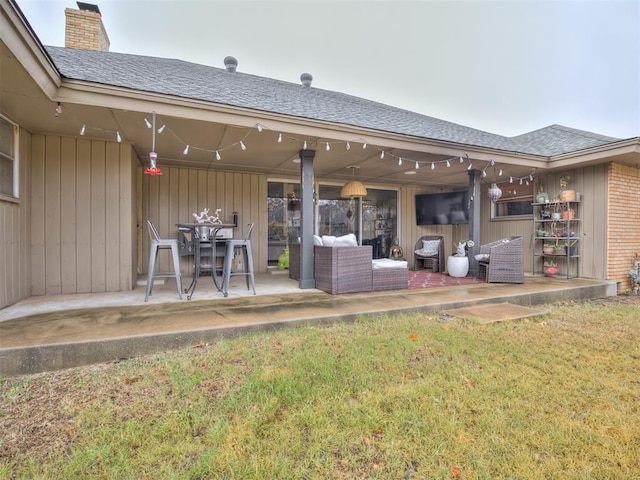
[{"x1": 372, "y1": 259, "x2": 408, "y2": 291}]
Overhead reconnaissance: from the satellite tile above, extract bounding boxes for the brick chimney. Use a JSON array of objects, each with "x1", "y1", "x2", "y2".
[{"x1": 65, "y1": 2, "x2": 110, "y2": 51}]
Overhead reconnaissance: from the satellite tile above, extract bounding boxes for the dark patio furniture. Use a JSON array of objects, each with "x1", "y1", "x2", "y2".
[{"x1": 414, "y1": 235, "x2": 444, "y2": 272}]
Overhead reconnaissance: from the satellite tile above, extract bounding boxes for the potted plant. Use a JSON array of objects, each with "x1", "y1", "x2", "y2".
[
  {"x1": 453, "y1": 239, "x2": 475, "y2": 257},
  {"x1": 543, "y1": 243, "x2": 556, "y2": 255},
  {"x1": 543, "y1": 260, "x2": 559, "y2": 277},
  {"x1": 553, "y1": 244, "x2": 565, "y2": 255}
]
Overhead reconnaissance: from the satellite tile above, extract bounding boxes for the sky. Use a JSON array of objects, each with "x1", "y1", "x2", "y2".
[{"x1": 16, "y1": 0, "x2": 640, "y2": 139}]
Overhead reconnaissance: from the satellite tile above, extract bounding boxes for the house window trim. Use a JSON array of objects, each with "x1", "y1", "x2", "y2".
[
  {"x1": 0, "y1": 114, "x2": 19, "y2": 202},
  {"x1": 490, "y1": 180, "x2": 533, "y2": 220}
]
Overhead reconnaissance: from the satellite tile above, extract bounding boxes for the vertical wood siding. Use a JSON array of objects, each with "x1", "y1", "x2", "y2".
[
  {"x1": 0, "y1": 129, "x2": 31, "y2": 309},
  {"x1": 29, "y1": 135, "x2": 135, "y2": 297},
  {"x1": 140, "y1": 168, "x2": 268, "y2": 277}
]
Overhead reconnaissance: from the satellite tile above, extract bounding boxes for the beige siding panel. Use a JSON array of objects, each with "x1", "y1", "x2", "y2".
[
  {"x1": 119, "y1": 143, "x2": 135, "y2": 291},
  {"x1": 44, "y1": 136, "x2": 62, "y2": 294},
  {"x1": 105, "y1": 142, "x2": 120, "y2": 291},
  {"x1": 60, "y1": 137, "x2": 77, "y2": 293},
  {"x1": 76, "y1": 138, "x2": 92, "y2": 293},
  {"x1": 90, "y1": 140, "x2": 106, "y2": 292},
  {"x1": 30, "y1": 136, "x2": 46, "y2": 295}
]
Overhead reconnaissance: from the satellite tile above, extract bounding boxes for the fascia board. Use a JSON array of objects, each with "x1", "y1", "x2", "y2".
[{"x1": 1, "y1": 0, "x2": 61, "y2": 98}]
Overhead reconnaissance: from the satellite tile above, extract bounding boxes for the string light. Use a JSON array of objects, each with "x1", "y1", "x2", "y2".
[
  {"x1": 78, "y1": 114, "x2": 536, "y2": 186},
  {"x1": 53, "y1": 102, "x2": 62, "y2": 117}
]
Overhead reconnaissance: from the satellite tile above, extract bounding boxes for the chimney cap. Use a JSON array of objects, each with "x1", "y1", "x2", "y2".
[
  {"x1": 224, "y1": 56, "x2": 238, "y2": 72},
  {"x1": 300, "y1": 72, "x2": 313, "y2": 87},
  {"x1": 76, "y1": 2, "x2": 101, "y2": 14}
]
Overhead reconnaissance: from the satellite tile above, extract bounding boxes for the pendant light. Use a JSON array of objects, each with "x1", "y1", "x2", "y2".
[
  {"x1": 487, "y1": 183, "x2": 502, "y2": 202},
  {"x1": 340, "y1": 166, "x2": 367, "y2": 198}
]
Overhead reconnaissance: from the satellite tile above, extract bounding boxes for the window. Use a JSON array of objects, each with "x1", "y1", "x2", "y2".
[
  {"x1": 0, "y1": 115, "x2": 19, "y2": 199},
  {"x1": 491, "y1": 180, "x2": 533, "y2": 219}
]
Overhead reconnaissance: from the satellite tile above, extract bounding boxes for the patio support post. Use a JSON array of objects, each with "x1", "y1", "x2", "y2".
[
  {"x1": 468, "y1": 169, "x2": 482, "y2": 277},
  {"x1": 299, "y1": 149, "x2": 316, "y2": 289}
]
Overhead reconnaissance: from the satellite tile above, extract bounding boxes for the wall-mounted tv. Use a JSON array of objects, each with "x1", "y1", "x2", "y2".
[{"x1": 415, "y1": 191, "x2": 469, "y2": 225}]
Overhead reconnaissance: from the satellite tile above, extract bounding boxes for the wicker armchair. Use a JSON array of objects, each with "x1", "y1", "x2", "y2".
[
  {"x1": 477, "y1": 236, "x2": 524, "y2": 283},
  {"x1": 413, "y1": 235, "x2": 444, "y2": 272},
  {"x1": 314, "y1": 245, "x2": 373, "y2": 294}
]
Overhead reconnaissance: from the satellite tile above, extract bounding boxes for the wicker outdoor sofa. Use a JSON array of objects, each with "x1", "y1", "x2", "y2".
[
  {"x1": 289, "y1": 243, "x2": 408, "y2": 294},
  {"x1": 476, "y1": 236, "x2": 524, "y2": 283}
]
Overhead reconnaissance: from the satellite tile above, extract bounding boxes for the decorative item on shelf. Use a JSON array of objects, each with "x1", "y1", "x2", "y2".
[
  {"x1": 543, "y1": 260, "x2": 559, "y2": 277},
  {"x1": 562, "y1": 208, "x2": 575, "y2": 219},
  {"x1": 539, "y1": 209, "x2": 551, "y2": 220},
  {"x1": 554, "y1": 244, "x2": 565, "y2": 255},
  {"x1": 559, "y1": 174, "x2": 576, "y2": 201},
  {"x1": 536, "y1": 228, "x2": 547, "y2": 238},
  {"x1": 543, "y1": 243, "x2": 556, "y2": 255},
  {"x1": 454, "y1": 239, "x2": 475, "y2": 257},
  {"x1": 487, "y1": 183, "x2": 502, "y2": 202},
  {"x1": 536, "y1": 185, "x2": 549, "y2": 203}
]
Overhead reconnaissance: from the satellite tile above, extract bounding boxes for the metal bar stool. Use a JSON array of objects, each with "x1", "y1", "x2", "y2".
[
  {"x1": 221, "y1": 223, "x2": 256, "y2": 298},
  {"x1": 145, "y1": 220, "x2": 183, "y2": 302}
]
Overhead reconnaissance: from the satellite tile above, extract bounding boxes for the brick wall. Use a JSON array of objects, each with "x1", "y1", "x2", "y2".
[
  {"x1": 607, "y1": 163, "x2": 640, "y2": 292},
  {"x1": 64, "y1": 8, "x2": 110, "y2": 51}
]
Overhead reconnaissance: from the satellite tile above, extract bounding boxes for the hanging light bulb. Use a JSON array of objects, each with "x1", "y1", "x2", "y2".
[
  {"x1": 116, "y1": 131, "x2": 122, "y2": 143},
  {"x1": 362, "y1": 141, "x2": 367, "y2": 149},
  {"x1": 431, "y1": 162, "x2": 435, "y2": 170},
  {"x1": 487, "y1": 182, "x2": 502, "y2": 202},
  {"x1": 468, "y1": 163, "x2": 472, "y2": 170},
  {"x1": 446, "y1": 159, "x2": 451, "y2": 167},
  {"x1": 509, "y1": 176, "x2": 513, "y2": 183},
  {"x1": 346, "y1": 141, "x2": 351, "y2": 150},
  {"x1": 144, "y1": 118, "x2": 152, "y2": 129},
  {"x1": 415, "y1": 162, "x2": 419, "y2": 169},
  {"x1": 240, "y1": 140, "x2": 246, "y2": 151},
  {"x1": 157, "y1": 124, "x2": 166, "y2": 134},
  {"x1": 277, "y1": 133, "x2": 282, "y2": 143},
  {"x1": 53, "y1": 102, "x2": 62, "y2": 117},
  {"x1": 490, "y1": 159, "x2": 495, "y2": 166},
  {"x1": 398, "y1": 157, "x2": 403, "y2": 166},
  {"x1": 256, "y1": 123, "x2": 263, "y2": 133},
  {"x1": 459, "y1": 156, "x2": 464, "y2": 163},
  {"x1": 215, "y1": 150, "x2": 221, "y2": 161},
  {"x1": 303, "y1": 140, "x2": 307, "y2": 149},
  {"x1": 482, "y1": 169, "x2": 487, "y2": 177},
  {"x1": 326, "y1": 142, "x2": 330, "y2": 151},
  {"x1": 519, "y1": 178, "x2": 523, "y2": 185},
  {"x1": 79, "y1": 124, "x2": 86, "y2": 136},
  {"x1": 499, "y1": 168, "x2": 503, "y2": 176},
  {"x1": 183, "y1": 145, "x2": 189, "y2": 155},
  {"x1": 529, "y1": 174, "x2": 534, "y2": 181},
  {"x1": 380, "y1": 150, "x2": 385, "y2": 159}
]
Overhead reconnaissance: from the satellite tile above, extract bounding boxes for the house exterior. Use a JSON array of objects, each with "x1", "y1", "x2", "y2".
[{"x1": 1, "y1": 0, "x2": 639, "y2": 310}]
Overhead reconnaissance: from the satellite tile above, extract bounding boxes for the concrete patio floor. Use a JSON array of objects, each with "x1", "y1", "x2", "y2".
[{"x1": 0, "y1": 272, "x2": 616, "y2": 376}]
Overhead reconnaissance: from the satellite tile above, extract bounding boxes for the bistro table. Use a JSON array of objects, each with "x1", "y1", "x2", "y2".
[{"x1": 176, "y1": 217, "x2": 237, "y2": 299}]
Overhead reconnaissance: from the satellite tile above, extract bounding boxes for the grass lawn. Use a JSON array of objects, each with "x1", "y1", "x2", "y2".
[{"x1": 1, "y1": 299, "x2": 639, "y2": 479}]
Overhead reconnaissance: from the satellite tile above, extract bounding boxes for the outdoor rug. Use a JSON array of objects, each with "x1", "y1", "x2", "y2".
[
  {"x1": 408, "y1": 270, "x2": 483, "y2": 289},
  {"x1": 443, "y1": 302, "x2": 549, "y2": 324}
]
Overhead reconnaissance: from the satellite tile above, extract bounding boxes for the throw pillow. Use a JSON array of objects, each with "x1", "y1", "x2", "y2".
[
  {"x1": 313, "y1": 235, "x2": 323, "y2": 246},
  {"x1": 475, "y1": 253, "x2": 490, "y2": 263},
  {"x1": 421, "y1": 239, "x2": 440, "y2": 256},
  {"x1": 321, "y1": 235, "x2": 336, "y2": 246},
  {"x1": 333, "y1": 233, "x2": 358, "y2": 247}
]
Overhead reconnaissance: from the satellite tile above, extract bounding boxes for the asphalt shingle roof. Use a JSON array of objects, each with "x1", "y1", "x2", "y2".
[{"x1": 45, "y1": 46, "x2": 625, "y2": 157}]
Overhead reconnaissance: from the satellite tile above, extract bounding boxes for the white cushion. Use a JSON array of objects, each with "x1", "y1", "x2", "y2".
[
  {"x1": 475, "y1": 253, "x2": 490, "y2": 263},
  {"x1": 321, "y1": 235, "x2": 336, "y2": 246},
  {"x1": 313, "y1": 235, "x2": 323, "y2": 246},
  {"x1": 416, "y1": 239, "x2": 440, "y2": 256},
  {"x1": 372, "y1": 258, "x2": 408, "y2": 269},
  {"x1": 333, "y1": 233, "x2": 358, "y2": 247}
]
